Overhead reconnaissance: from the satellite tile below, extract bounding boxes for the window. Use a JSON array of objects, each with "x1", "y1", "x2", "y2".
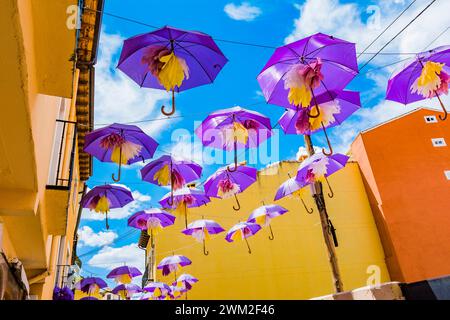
[
  {"x1": 432, "y1": 138, "x2": 447, "y2": 147},
  {"x1": 425, "y1": 115, "x2": 438, "y2": 123},
  {"x1": 445, "y1": 171, "x2": 450, "y2": 180}
]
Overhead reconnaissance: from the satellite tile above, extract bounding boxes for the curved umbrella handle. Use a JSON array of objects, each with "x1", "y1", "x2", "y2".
[
  {"x1": 301, "y1": 197, "x2": 314, "y2": 214},
  {"x1": 324, "y1": 176, "x2": 335, "y2": 198},
  {"x1": 321, "y1": 122, "x2": 334, "y2": 156},
  {"x1": 203, "y1": 239, "x2": 209, "y2": 256},
  {"x1": 268, "y1": 224, "x2": 275, "y2": 241},
  {"x1": 112, "y1": 147, "x2": 123, "y2": 182},
  {"x1": 161, "y1": 90, "x2": 176, "y2": 116},
  {"x1": 233, "y1": 194, "x2": 241, "y2": 211},
  {"x1": 244, "y1": 237, "x2": 252, "y2": 254},
  {"x1": 227, "y1": 138, "x2": 239, "y2": 172},
  {"x1": 436, "y1": 93, "x2": 448, "y2": 121}
]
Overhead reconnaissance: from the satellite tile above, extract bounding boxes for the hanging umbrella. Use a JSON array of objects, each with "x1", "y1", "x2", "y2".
[
  {"x1": 157, "y1": 255, "x2": 192, "y2": 281},
  {"x1": 182, "y1": 219, "x2": 225, "y2": 256},
  {"x1": 80, "y1": 184, "x2": 134, "y2": 229},
  {"x1": 159, "y1": 187, "x2": 210, "y2": 228},
  {"x1": 225, "y1": 222, "x2": 261, "y2": 254},
  {"x1": 77, "y1": 277, "x2": 107, "y2": 296},
  {"x1": 118, "y1": 26, "x2": 228, "y2": 116},
  {"x1": 247, "y1": 204, "x2": 288, "y2": 240},
  {"x1": 128, "y1": 209, "x2": 175, "y2": 243},
  {"x1": 257, "y1": 33, "x2": 358, "y2": 154},
  {"x1": 143, "y1": 282, "x2": 171, "y2": 299},
  {"x1": 169, "y1": 285, "x2": 185, "y2": 300},
  {"x1": 274, "y1": 174, "x2": 314, "y2": 214},
  {"x1": 141, "y1": 155, "x2": 202, "y2": 206},
  {"x1": 174, "y1": 274, "x2": 198, "y2": 292},
  {"x1": 386, "y1": 45, "x2": 450, "y2": 121},
  {"x1": 195, "y1": 106, "x2": 272, "y2": 171},
  {"x1": 295, "y1": 153, "x2": 349, "y2": 199},
  {"x1": 84, "y1": 123, "x2": 158, "y2": 182},
  {"x1": 278, "y1": 90, "x2": 361, "y2": 154},
  {"x1": 53, "y1": 286, "x2": 74, "y2": 301},
  {"x1": 107, "y1": 266, "x2": 142, "y2": 284},
  {"x1": 203, "y1": 165, "x2": 257, "y2": 211},
  {"x1": 112, "y1": 284, "x2": 142, "y2": 300}
]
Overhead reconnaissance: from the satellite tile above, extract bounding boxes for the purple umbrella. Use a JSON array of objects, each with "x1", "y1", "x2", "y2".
[
  {"x1": 247, "y1": 204, "x2": 288, "y2": 240},
  {"x1": 84, "y1": 123, "x2": 158, "y2": 182},
  {"x1": 143, "y1": 282, "x2": 171, "y2": 299},
  {"x1": 112, "y1": 284, "x2": 142, "y2": 300},
  {"x1": 278, "y1": 91, "x2": 360, "y2": 154},
  {"x1": 174, "y1": 274, "x2": 198, "y2": 291},
  {"x1": 128, "y1": 209, "x2": 175, "y2": 249},
  {"x1": 203, "y1": 165, "x2": 257, "y2": 211},
  {"x1": 386, "y1": 45, "x2": 450, "y2": 121},
  {"x1": 257, "y1": 33, "x2": 358, "y2": 154},
  {"x1": 274, "y1": 175, "x2": 314, "y2": 214},
  {"x1": 78, "y1": 277, "x2": 107, "y2": 295},
  {"x1": 159, "y1": 187, "x2": 210, "y2": 228},
  {"x1": 107, "y1": 266, "x2": 142, "y2": 284},
  {"x1": 296, "y1": 153, "x2": 349, "y2": 199},
  {"x1": 157, "y1": 255, "x2": 192, "y2": 281},
  {"x1": 53, "y1": 286, "x2": 74, "y2": 301},
  {"x1": 80, "y1": 184, "x2": 134, "y2": 229},
  {"x1": 182, "y1": 219, "x2": 225, "y2": 256},
  {"x1": 141, "y1": 155, "x2": 202, "y2": 206},
  {"x1": 195, "y1": 106, "x2": 272, "y2": 171},
  {"x1": 225, "y1": 222, "x2": 261, "y2": 254},
  {"x1": 118, "y1": 26, "x2": 228, "y2": 116}
]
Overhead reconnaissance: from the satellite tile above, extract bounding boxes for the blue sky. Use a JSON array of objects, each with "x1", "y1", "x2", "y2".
[{"x1": 77, "y1": 0, "x2": 450, "y2": 284}]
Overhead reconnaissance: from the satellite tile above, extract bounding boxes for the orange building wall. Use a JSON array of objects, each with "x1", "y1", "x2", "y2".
[{"x1": 351, "y1": 108, "x2": 450, "y2": 283}]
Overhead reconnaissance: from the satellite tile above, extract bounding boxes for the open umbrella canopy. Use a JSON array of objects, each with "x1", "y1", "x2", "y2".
[
  {"x1": 127, "y1": 209, "x2": 175, "y2": 231},
  {"x1": 278, "y1": 90, "x2": 361, "y2": 135},
  {"x1": 195, "y1": 106, "x2": 273, "y2": 151},
  {"x1": 174, "y1": 274, "x2": 199, "y2": 291},
  {"x1": 257, "y1": 33, "x2": 358, "y2": 109},
  {"x1": 296, "y1": 153, "x2": 349, "y2": 185},
  {"x1": 159, "y1": 187, "x2": 210, "y2": 209},
  {"x1": 107, "y1": 266, "x2": 142, "y2": 284},
  {"x1": 225, "y1": 222, "x2": 262, "y2": 242},
  {"x1": 247, "y1": 205, "x2": 288, "y2": 226},
  {"x1": 78, "y1": 277, "x2": 108, "y2": 293},
  {"x1": 118, "y1": 25, "x2": 228, "y2": 92},
  {"x1": 157, "y1": 255, "x2": 192, "y2": 276},
  {"x1": 141, "y1": 155, "x2": 203, "y2": 189},
  {"x1": 274, "y1": 177, "x2": 309, "y2": 201},
  {"x1": 204, "y1": 165, "x2": 257, "y2": 199},
  {"x1": 143, "y1": 282, "x2": 171, "y2": 297},
  {"x1": 112, "y1": 284, "x2": 142, "y2": 299},
  {"x1": 386, "y1": 45, "x2": 450, "y2": 120},
  {"x1": 182, "y1": 219, "x2": 225, "y2": 255},
  {"x1": 80, "y1": 185, "x2": 134, "y2": 229},
  {"x1": 84, "y1": 123, "x2": 158, "y2": 166}
]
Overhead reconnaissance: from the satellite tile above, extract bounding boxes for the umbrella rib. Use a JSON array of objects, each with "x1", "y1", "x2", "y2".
[{"x1": 175, "y1": 45, "x2": 215, "y2": 83}]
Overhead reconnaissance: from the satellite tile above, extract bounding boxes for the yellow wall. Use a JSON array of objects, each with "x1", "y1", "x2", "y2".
[{"x1": 150, "y1": 161, "x2": 390, "y2": 299}]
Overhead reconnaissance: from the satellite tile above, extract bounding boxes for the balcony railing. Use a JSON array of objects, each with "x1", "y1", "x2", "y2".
[
  {"x1": 55, "y1": 264, "x2": 80, "y2": 290},
  {"x1": 47, "y1": 120, "x2": 77, "y2": 190}
]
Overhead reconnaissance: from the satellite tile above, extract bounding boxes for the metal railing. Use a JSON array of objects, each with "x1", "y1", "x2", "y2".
[
  {"x1": 47, "y1": 120, "x2": 77, "y2": 189},
  {"x1": 55, "y1": 264, "x2": 80, "y2": 289}
]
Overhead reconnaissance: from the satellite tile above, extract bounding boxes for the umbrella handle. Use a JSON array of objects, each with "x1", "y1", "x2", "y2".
[
  {"x1": 244, "y1": 237, "x2": 252, "y2": 254},
  {"x1": 233, "y1": 194, "x2": 241, "y2": 211},
  {"x1": 321, "y1": 122, "x2": 334, "y2": 156},
  {"x1": 436, "y1": 93, "x2": 448, "y2": 121},
  {"x1": 105, "y1": 211, "x2": 110, "y2": 230},
  {"x1": 161, "y1": 90, "x2": 176, "y2": 116},
  {"x1": 184, "y1": 203, "x2": 188, "y2": 229},
  {"x1": 112, "y1": 148, "x2": 123, "y2": 182},
  {"x1": 268, "y1": 224, "x2": 275, "y2": 241},
  {"x1": 324, "y1": 176, "x2": 334, "y2": 198},
  {"x1": 307, "y1": 89, "x2": 321, "y2": 118},
  {"x1": 203, "y1": 239, "x2": 209, "y2": 256},
  {"x1": 227, "y1": 138, "x2": 238, "y2": 172},
  {"x1": 301, "y1": 197, "x2": 314, "y2": 214}
]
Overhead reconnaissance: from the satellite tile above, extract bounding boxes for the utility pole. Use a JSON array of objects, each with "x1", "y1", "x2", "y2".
[{"x1": 304, "y1": 134, "x2": 344, "y2": 293}]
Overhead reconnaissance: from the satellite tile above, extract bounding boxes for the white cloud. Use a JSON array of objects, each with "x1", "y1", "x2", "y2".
[
  {"x1": 224, "y1": 2, "x2": 262, "y2": 21},
  {"x1": 95, "y1": 32, "x2": 180, "y2": 138},
  {"x1": 78, "y1": 226, "x2": 118, "y2": 248},
  {"x1": 81, "y1": 189, "x2": 152, "y2": 221},
  {"x1": 88, "y1": 243, "x2": 145, "y2": 273},
  {"x1": 296, "y1": 146, "x2": 322, "y2": 160}
]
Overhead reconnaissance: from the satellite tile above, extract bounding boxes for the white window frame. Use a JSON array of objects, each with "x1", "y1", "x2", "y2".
[
  {"x1": 432, "y1": 138, "x2": 447, "y2": 147},
  {"x1": 424, "y1": 115, "x2": 438, "y2": 123},
  {"x1": 445, "y1": 171, "x2": 450, "y2": 180}
]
